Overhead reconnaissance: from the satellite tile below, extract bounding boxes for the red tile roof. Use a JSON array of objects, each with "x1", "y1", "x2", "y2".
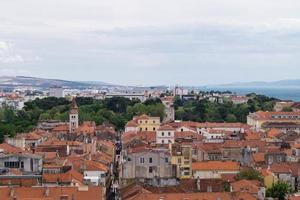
[
  {"x1": 192, "y1": 161, "x2": 240, "y2": 171},
  {"x1": 42, "y1": 169, "x2": 83, "y2": 184},
  {"x1": 231, "y1": 179, "x2": 261, "y2": 194},
  {"x1": 158, "y1": 125, "x2": 175, "y2": 131},
  {"x1": 0, "y1": 143, "x2": 24, "y2": 154},
  {"x1": 0, "y1": 186, "x2": 102, "y2": 200}
]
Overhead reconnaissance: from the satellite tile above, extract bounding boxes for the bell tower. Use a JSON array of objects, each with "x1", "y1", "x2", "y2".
[{"x1": 69, "y1": 97, "x2": 79, "y2": 133}]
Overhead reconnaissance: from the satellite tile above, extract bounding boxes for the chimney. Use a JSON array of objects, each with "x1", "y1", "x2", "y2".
[
  {"x1": 9, "y1": 187, "x2": 15, "y2": 198},
  {"x1": 196, "y1": 177, "x2": 201, "y2": 191},
  {"x1": 44, "y1": 187, "x2": 50, "y2": 197}
]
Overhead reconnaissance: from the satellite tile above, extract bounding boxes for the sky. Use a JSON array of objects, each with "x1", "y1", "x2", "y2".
[{"x1": 1, "y1": 0, "x2": 300, "y2": 86}]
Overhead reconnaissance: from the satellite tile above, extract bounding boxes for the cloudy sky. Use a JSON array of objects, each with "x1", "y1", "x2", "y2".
[{"x1": 1, "y1": 0, "x2": 300, "y2": 86}]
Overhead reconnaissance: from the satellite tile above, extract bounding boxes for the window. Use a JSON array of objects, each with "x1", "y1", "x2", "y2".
[
  {"x1": 162, "y1": 132, "x2": 164, "y2": 136},
  {"x1": 168, "y1": 140, "x2": 171, "y2": 143},
  {"x1": 162, "y1": 140, "x2": 164, "y2": 144},
  {"x1": 21, "y1": 161, "x2": 24, "y2": 169},
  {"x1": 140, "y1": 128, "x2": 143, "y2": 131},
  {"x1": 184, "y1": 171, "x2": 190, "y2": 176},
  {"x1": 178, "y1": 158, "x2": 181, "y2": 164},
  {"x1": 145, "y1": 121, "x2": 148, "y2": 124},
  {"x1": 149, "y1": 166, "x2": 153, "y2": 173},
  {"x1": 145, "y1": 128, "x2": 148, "y2": 131},
  {"x1": 140, "y1": 157, "x2": 145, "y2": 164},
  {"x1": 149, "y1": 157, "x2": 153, "y2": 163},
  {"x1": 207, "y1": 186, "x2": 212, "y2": 192},
  {"x1": 4, "y1": 162, "x2": 20, "y2": 168},
  {"x1": 268, "y1": 156, "x2": 273, "y2": 164},
  {"x1": 168, "y1": 132, "x2": 171, "y2": 136},
  {"x1": 153, "y1": 121, "x2": 155, "y2": 123},
  {"x1": 277, "y1": 156, "x2": 282, "y2": 162},
  {"x1": 165, "y1": 158, "x2": 168, "y2": 163},
  {"x1": 181, "y1": 128, "x2": 183, "y2": 132},
  {"x1": 153, "y1": 127, "x2": 156, "y2": 131}
]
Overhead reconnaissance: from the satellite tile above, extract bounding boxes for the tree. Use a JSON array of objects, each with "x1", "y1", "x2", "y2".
[
  {"x1": 104, "y1": 97, "x2": 131, "y2": 113},
  {"x1": 0, "y1": 123, "x2": 16, "y2": 143},
  {"x1": 282, "y1": 107, "x2": 293, "y2": 112},
  {"x1": 225, "y1": 114, "x2": 237, "y2": 122},
  {"x1": 235, "y1": 168, "x2": 263, "y2": 182},
  {"x1": 266, "y1": 181, "x2": 291, "y2": 200},
  {"x1": 144, "y1": 98, "x2": 162, "y2": 105}
]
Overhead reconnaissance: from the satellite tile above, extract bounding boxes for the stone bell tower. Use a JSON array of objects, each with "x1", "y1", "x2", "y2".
[{"x1": 69, "y1": 97, "x2": 79, "y2": 133}]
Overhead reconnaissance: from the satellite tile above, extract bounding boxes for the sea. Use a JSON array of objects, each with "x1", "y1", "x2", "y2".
[{"x1": 202, "y1": 87, "x2": 300, "y2": 101}]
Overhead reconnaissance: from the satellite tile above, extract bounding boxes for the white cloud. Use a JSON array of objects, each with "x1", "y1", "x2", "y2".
[
  {"x1": 0, "y1": 41, "x2": 24, "y2": 63},
  {"x1": 0, "y1": 41, "x2": 42, "y2": 64},
  {"x1": 0, "y1": 0, "x2": 300, "y2": 84}
]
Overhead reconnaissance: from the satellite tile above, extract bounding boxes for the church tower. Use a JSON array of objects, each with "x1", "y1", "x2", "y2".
[{"x1": 69, "y1": 97, "x2": 79, "y2": 133}]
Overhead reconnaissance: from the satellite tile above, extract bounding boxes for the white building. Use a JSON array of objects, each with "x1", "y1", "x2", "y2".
[
  {"x1": 105, "y1": 93, "x2": 146, "y2": 102},
  {"x1": 156, "y1": 125, "x2": 176, "y2": 144},
  {"x1": 49, "y1": 86, "x2": 64, "y2": 98}
]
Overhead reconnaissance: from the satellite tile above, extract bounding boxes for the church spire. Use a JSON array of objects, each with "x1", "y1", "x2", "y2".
[{"x1": 70, "y1": 97, "x2": 78, "y2": 110}]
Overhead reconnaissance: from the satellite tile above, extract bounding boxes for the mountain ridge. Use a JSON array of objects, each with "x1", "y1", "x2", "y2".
[{"x1": 0, "y1": 76, "x2": 113, "y2": 88}]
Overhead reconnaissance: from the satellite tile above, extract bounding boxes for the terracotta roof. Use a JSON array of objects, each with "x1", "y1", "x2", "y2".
[
  {"x1": 175, "y1": 131, "x2": 202, "y2": 140},
  {"x1": 157, "y1": 125, "x2": 175, "y2": 131},
  {"x1": 292, "y1": 102, "x2": 300, "y2": 109},
  {"x1": 126, "y1": 120, "x2": 138, "y2": 127},
  {"x1": 98, "y1": 140, "x2": 115, "y2": 149},
  {"x1": 137, "y1": 131, "x2": 156, "y2": 143},
  {"x1": 124, "y1": 192, "x2": 256, "y2": 200},
  {"x1": 231, "y1": 180, "x2": 261, "y2": 194},
  {"x1": 122, "y1": 131, "x2": 138, "y2": 144},
  {"x1": 290, "y1": 196, "x2": 300, "y2": 200},
  {"x1": 167, "y1": 121, "x2": 201, "y2": 129},
  {"x1": 267, "y1": 128, "x2": 281, "y2": 138},
  {"x1": 244, "y1": 131, "x2": 261, "y2": 140},
  {"x1": 252, "y1": 153, "x2": 265, "y2": 163},
  {"x1": 67, "y1": 157, "x2": 109, "y2": 172},
  {"x1": 91, "y1": 151, "x2": 113, "y2": 164},
  {"x1": 25, "y1": 131, "x2": 42, "y2": 140},
  {"x1": 0, "y1": 186, "x2": 102, "y2": 200},
  {"x1": 269, "y1": 163, "x2": 298, "y2": 176},
  {"x1": 195, "y1": 143, "x2": 223, "y2": 153},
  {"x1": 52, "y1": 124, "x2": 69, "y2": 132},
  {"x1": 0, "y1": 143, "x2": 23, "y2": 154},
  {"x1": 251, "y1": 111, "x2": 300, "y2": 120},
  {"x1": 198, "y1": 122, "x2": 247, "y2": 129},
  {"x1": 75, "y1": 123, "x2": 95, "y2": 135},
  {"x1": 42, "y1": 169, "x2": 83, "y2": 184},
  {"x1": 192, "y1": 161, "x2": 240, "y2": 171}
]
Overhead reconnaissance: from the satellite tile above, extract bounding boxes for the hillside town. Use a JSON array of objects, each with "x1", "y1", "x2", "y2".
[{"x1": 1, "y1": 86, "x2": 300, "y2": 200}]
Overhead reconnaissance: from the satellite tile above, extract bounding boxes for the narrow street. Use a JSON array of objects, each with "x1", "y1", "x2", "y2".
[{"x1": 111, "y1": 131, "x2": 122, "y2": 200}]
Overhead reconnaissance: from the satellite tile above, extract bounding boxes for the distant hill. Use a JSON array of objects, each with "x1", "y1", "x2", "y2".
[
  {"x1": 212, "y1": 79, "x2": 300, "y2": 88},
  {"x1": 0, "y1": 76, "x2": 113, "y2": 88}
]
